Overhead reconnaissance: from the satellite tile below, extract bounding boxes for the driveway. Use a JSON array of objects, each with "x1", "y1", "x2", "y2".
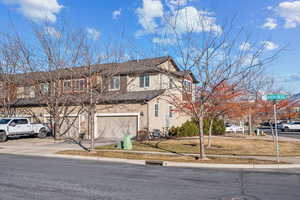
[{"x1": 0, "y1": 137, "x2": 114, "y2": 156}]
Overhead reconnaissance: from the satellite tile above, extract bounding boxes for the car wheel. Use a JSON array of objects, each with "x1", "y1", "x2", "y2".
[
  {"x1": 284, "y1": 127, "x2": 290, "y2": 132},
  {"x1": 38, "y1": 129, "x2": 47, "y2": 138},
  {"x1": 0, "y1": 131, "x2": 7, "y2": 142}
]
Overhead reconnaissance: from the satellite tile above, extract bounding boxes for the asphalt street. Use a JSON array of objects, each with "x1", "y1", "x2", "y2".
[
  {"x1": 262, "y1": 128, "x2": 300, "y2": 139},
  {"x1": 0, "y1": 154, "x2": 300, "y2": 200}
]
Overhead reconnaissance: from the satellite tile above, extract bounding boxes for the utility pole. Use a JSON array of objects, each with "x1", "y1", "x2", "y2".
[{"x1": 267, "y1": 94, "x2": 287, "y2": 163}]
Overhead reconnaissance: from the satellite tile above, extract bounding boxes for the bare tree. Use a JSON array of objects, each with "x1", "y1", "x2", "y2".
[{"x1": 137, "y1": 11, "x2": 284, "y2": 159}]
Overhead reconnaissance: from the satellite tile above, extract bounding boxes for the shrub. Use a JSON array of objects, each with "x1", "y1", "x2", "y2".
[
  {"x1": 212, "y1": 118, "x2": 225, "y2": 135},
  {"x1": 179, "y1": 120, "x2": 199, "y2": 137},
  {"x1": 169, "y1": 118, "x2": 225, "y2": 137}
]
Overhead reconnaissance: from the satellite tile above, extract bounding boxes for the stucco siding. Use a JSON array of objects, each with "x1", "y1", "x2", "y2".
[{"x1": 148, "y1": 96, "x2": 190, "y2": 132}]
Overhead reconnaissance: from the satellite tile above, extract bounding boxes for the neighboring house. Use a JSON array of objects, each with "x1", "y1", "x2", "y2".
[{"x1": 0, "y1": 56, "x2": 197, "y2": 140}]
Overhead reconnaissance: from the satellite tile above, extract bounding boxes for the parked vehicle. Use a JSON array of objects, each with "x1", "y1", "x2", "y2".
[
  {"x1": 281, "y1": 121, "x2": 300, "y2": 132},
  {"x1": 0, "y1": 118, "x2": 51, "y2": 142},
  {"x1": 259, "y1": 122, "x2": 283, "y2": 130},
  {"x1": 225, "y1": 123, "x2": 243, "y2": 132},
  {"x1": 259, "y1": 122, "x2": 272, "y2": 129}
]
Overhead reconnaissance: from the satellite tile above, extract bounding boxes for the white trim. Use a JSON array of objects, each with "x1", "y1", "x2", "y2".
[{"x1": 94, "y1": 113, "x2": 140, "y2": 138}]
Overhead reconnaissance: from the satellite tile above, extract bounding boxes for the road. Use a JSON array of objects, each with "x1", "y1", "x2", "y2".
[
  {"x1": 0, "y1": 155, "x2": 300, "y2": 200},
  {"x1": 261, "y1": 128, "x2": 300, "y2": 139}
]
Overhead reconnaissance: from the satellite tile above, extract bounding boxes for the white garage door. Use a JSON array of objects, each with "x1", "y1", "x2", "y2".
[{"x1": 95, "y1": 114, "x2": 138, "y2": 140}]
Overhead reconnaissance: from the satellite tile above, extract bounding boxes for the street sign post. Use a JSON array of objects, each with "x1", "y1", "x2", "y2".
[
  {"x1": 267, "y1": 94, "x2": 288, "y2": 101},
  {"x1": 267, "y1": 94, "x2": 288, "y2": 163}
]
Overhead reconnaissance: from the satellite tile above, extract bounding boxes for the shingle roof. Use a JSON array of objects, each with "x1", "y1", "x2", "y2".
[
  {"x1": 7, "y1": 56, "x2": 172, "y2": 85},
  {"x1": 10, "y1": 89, "x2": 165, "y2": 107},
  {"x1": 4, "y1": 56, "x2": 198, "y2": 84}
]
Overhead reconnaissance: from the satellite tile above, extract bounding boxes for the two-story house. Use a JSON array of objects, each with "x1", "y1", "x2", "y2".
[{"x1": 2, "y1": 56, "x2": 197, "y2": 140}]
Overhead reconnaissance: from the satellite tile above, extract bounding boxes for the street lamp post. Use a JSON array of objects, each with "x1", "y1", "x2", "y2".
[{"x1": 273, "y1": 101, "x2": 280, "y2": 163}]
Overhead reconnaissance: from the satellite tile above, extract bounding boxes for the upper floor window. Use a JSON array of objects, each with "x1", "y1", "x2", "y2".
[
  {"x1": 63, "y1": 80, "x2": 72, "y2": 92},
  {"x1": 169, "y1": 78, "x2": 174, "y2": 89},
  {"x1": 110, "y1": 76, "x2": 120, "y2": 90},
  {"x1": 0, "y1": 83, "x2": 5, "y2": 98},
  {"x1": 24, "y1": 86, "x2": 30, "y2": 96},
  {"x1": 40, "y1": 83, "x2": 49, "y2": 95},
  {"x1": 74, "y1": 79, "x2": 86, "y2": 91},
  {"x1": 140, "y1": 74, "x2": 150, "y2": 88},
  {"x1": 183, "y1": 80, "x2": 192, "y2": 92},
  {"x1": 154, "y1": 103, "x2": 159, "y2": 117}
]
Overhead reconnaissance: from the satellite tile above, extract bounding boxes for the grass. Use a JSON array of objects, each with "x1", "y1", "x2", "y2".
[
  {"x1": 58, "y1": 150, "x2": 284, "y2": 164},
  {"x1": 95, "y1": 136, "x2": 300, "y2": 156}
]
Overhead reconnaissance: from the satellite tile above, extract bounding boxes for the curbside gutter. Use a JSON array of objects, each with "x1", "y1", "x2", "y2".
[{"x1": 21, "y1": 153, "x2": 300, "y2": 169}]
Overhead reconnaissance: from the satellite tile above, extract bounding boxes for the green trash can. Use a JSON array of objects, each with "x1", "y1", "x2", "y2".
[
  {"x1": 116, "y1": 141, "x2": 123, "y2": 149},
  {"x1": 122, "y1": 134, "x2": 132, "y2": 150}
]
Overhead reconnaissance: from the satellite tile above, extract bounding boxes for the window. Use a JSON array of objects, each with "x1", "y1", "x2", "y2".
[
  {"x1": 183, "y1": 80, "x2": 192, "y2": 92},
  {"x1": 110, "y1": 76, "x2": 120, "y2": 90},
  {"x1": 169, "y1": 78, "x2": 174, "y2": 89},
  {"x1": 40, "y1": 83, "x2": 49, "y2": 94},
  {"x1": 63, "y1": 80, "x2": 72, "y2": 92},
  {"x1": 10, "y1": 119, "x2": 28, "y2": 125},
  {"x1": 154, "y1": 103, "x2": 159, "y2": 117},
  {"x1": 0, "y1": 83, "x2": 5, "y2": 98},
  {"x1": 24, "y1": 86, "x2": 31, "y2": 96},
  {"x1": 169, "y1": 105, "x2": 173, "y2": 118},
  {"x1": 74, "y1": 79, "x2": 86, "y2": 91},
  {"x1": 139, "y1": 74, "x2": 150, "y2": 88}
]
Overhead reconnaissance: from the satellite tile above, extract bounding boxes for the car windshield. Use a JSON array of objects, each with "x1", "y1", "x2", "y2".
[{"x1": 0, "y1": 119, "x2": 11, "y2": 124}]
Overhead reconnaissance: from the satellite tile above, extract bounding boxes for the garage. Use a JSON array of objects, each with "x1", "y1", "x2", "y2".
[
  {"x1": 95, "y1": 113, "x2": 139, "y2": 140},
  {"x1": 45, "y1": 115, "x2": 80, "y2": 138}
]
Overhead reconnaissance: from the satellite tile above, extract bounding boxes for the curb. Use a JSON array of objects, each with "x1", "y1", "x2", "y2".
[{"x1": 15, "y1": 153, "x2": 300, "y2": 169}]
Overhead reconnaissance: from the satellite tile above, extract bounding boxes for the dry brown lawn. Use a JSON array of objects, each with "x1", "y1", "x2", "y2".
[
  {"x1": 96, "y1": 136, "x2": 300, "y2": 156},
  {"x1": 59, "y1": 150, "x2": 283, "y2": 164}
]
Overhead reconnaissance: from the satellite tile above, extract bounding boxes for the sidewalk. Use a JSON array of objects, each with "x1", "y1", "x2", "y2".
[
  {"x1": 0, "y1": 137, "x2": 114, "y2": 156},
  {"x1": 1, "y1": 137, "x2": 300, "y2": 169}
]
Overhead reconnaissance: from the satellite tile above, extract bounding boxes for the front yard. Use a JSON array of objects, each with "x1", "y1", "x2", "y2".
[
  {"x1": 57, "y1": 136, "x2": 300, "y2": 164},
  {"x1": 96, "y1": 136, "x2": 300, "y2": 156},
  {"x1": 58, "y1": 150, "x2": 283, "y2": 164}
]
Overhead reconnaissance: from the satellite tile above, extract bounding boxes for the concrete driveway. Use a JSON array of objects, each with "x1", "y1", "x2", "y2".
[{"x1": 0, "y1": 137, "x2": 114, "y2": 156}]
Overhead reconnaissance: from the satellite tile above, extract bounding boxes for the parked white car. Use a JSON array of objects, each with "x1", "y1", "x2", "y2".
[
  {"x1": 281, "y1": 121, "x2": 300, "y2": 132},
  {"x1": 0, "y1": 118, "x2": 50, "y2": 142},
  {"x1": 225, "y1": 123, "x2": 243, "y2": 132}
]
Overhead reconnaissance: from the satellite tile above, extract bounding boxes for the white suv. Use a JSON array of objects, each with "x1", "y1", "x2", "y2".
[{"x1": 282, "y1": 121, "x2": 300, "y2": 132}]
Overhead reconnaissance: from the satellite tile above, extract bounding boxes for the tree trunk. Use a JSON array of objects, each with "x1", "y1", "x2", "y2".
[
  {"x1": 198, "y1": 108, "x2": 206, "y2": 159},
  {"x1": 249, "y1": 112, "x2": 252, "y2": 135},
  {"x1": 208, "y1": 118, "x2": 214, "y2": 148},
  {"x1": 89, "y1": 104, "x2": 95, "y2": 151},
  {"x1": 52, "y1": 109, "x2": 60, "y2": 140}
]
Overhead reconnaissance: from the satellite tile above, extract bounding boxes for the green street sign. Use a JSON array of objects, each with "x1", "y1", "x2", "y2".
[{"x1": 267, "y1": 94, "x2": 288, "y2": 101}]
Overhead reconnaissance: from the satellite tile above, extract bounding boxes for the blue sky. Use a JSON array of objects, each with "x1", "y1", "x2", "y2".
[{"x1": 0, "y1": 0, "x2": 299, "y2": 93}]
